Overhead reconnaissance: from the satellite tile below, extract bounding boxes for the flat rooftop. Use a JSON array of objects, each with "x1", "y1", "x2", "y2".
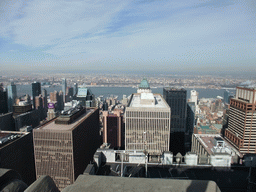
[
  {"x1": 194, "y1": 134, "x2": 242, "y2": 157},
  {"x1": 0, "y1": 131, "x2": 29, "y2": 149},
  {"x1": 128, "y1": 93, "x2": 170, "y2": 109},
  {"x1": 39, "y1": 108, "x2": 95, "y2": 131},
  {"x1": 62, "y1": 175, "x2": 220, "y2": 192}
]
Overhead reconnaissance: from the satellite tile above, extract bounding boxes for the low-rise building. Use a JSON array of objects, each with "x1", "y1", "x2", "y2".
[{"x1": 191, "y1": 134, "x2": 242, "y2": 166}]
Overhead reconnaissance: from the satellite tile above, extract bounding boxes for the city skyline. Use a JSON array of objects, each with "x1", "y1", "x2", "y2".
[{"x1": 0, "y1": 0, "x2": 255, "y2": 75}]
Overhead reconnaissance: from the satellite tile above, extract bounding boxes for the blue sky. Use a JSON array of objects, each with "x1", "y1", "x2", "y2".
[{"x1": 0, "y1": 0, "x2": 255, "y2": 74}]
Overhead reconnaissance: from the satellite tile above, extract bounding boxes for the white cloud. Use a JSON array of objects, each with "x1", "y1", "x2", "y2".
[
  {"x1": 0, "y1": 0, "x2": 255, "y2": 73},
  {"x1": 1, "y1": 0, "x2": 129, "y2": 47}
]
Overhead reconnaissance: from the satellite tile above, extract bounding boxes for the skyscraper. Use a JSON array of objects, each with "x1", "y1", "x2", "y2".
[
  {"x1": 102, "y1": 111, "x2": 124, "y2": 149},
  {"x1": 7, "y1": 82, "x2": 17, "y2": 112},
  {"x1": 50, "y1": 91, "x2": 58, "y2": 103},
  {"x1": 0, "y1": 131, "x2": 36, "y2": 185},
  {"x1": 74, "y1": 83, "x2": 78, "y2": 96},
  {"x1": 224, "y1": 86, "x2": 256, "y2": 154},
  {"x1": 34, "y1": 95, "x2": 43, "y2": 110},
  {"x1": 163, "y1": 87, "x2": 187, "y2": 154},
  {"x1": 62, "y1": 78, "x2": 67, "y2": 103},
  {"x1": 76, "y1": 86, "x2": 94, "y2": 107},
  {"x1": 32, "y1": 82, "x2": 41, "y2": 109},
  {"x1": 42, "y1": 89, "x2": 47, "y2": 109},
  {"x1": 224, "y1": 90, "x2": 234, "y2": 105},
  {"x1": 190, "y1": 90, "x2": 198, "y2": 104},
  {"x1": 33, "y1": 107, "x2": 100, "y2": 190},
  {"x1": 125, "y1": 79, "x2": 171, "y2": 157},
  {"x1": 0, "y1": 86, "x2": 8, "y2": 114},
  {"x1": 58, "y1": 91, "x2": 64, "y2": 111}
]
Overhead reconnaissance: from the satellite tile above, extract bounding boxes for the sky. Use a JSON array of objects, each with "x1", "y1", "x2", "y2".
[{"x1": 0, "y1": 0, "x2": 255, "y2": 75}]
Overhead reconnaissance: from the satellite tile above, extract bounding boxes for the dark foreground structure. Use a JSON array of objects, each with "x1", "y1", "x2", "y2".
[
  {"x1": 1, "y1": 163, "x2": 256, "y2": 192},
  {"x1": 62, "y1": 174, "x2": 220, "y2": 192},
  {"x1": 0, "y1": 168, "x2": 220, "y2": 192},
  {"x1": 0, "y1": 131, "x2": 35, "y2": 185},
  {"x1": 95, "y1": 163, "x2": 256, "y2": 192}
]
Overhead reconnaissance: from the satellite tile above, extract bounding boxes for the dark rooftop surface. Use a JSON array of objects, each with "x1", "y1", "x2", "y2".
[
  {"x1": 95, "y1": 163, "x2": 255, "y2": 192},
  {"x1": 39, "y1": 109, "x2": 94, "y2": 131},
  {"x1": 0, "y1": 131, "x2": 28, "y2": 149}
]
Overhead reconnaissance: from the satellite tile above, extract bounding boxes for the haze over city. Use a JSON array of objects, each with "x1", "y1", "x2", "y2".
[{"x1": 0, "y1": 0, "x2": 255, "y2": 75}]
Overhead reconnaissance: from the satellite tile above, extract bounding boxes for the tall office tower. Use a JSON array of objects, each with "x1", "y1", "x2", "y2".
[
  {"x1": 102, "y1": 100, "x2": 108, "y2": 111},
  {"x1": 62, "y1": 78, "x2": 67, "y2": 103},
  {"x1": 34, "y1": 95, "x2": 43, "y2": 110},
  {"x1": 190, "y1": 90, "x2": 198, "y2": 104},
  {"x1": 58, "y1": 91, "x2": 64, "y2": 111},
  {"x1": 224, "y1": 86, "x2": 256, "y2": 154},
  {"x1": 7, "y1": 82, "x2": 17, "y2": 112},
  {"x1": 32, "y1": 82, "x2": 41, "y2": 109},
  {"x1": 0, "y1": 131, "x2": 36, "y2": 185},
  {"x1": 103, "y1": 111, "x2": 124, "y2": 149},
  {"x1": 50, "y1": 91, "x2": 58, "y2": 102},
  {"x1": 76, "y1": 86, "x2": 94, "y2": 107},
  {"x1": 66, "y1": 87, "x2": 74, "y2": 102},
  {"x1": 190, "y1": 90, "x2": 200, "y2": 114},
  {"x1": 74, "y1": 83, "x2": 78, "y2": 96},
  {"x1": 33, "y1": 107, "x2": 100, "y2": 190},
  {"x1": 42, "y1": 89, "x2": 47, "y2": 109},
  {"x1": 186, "y1": 102, "x2": 196, "y2": 152},
  {"x1": 126, "y1": 79, "x2": 170, "y2": 157},
  {"x1": 0, "y1": 87, "x2": 8, "y2": 114},
  {"x1": 163, "y1": 87, "x2": 187, "y2": 155},
  {"x1": 224, "y1": 90, "x2": 235, "y2": 105},
  {"x1": 224, "y1": 90, "x2": 230, "y2": 105}
]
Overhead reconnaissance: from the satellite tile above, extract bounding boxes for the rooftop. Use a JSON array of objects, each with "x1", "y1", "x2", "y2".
[
  {"x1": 194, "y1": 134, "x2": 242, "y2": 157},
  {"x1": 38, "y1": 108, "x2": 95, "y2": 131},
  {"x1": 237, "y1": 86, "x2": 256, "y2": 90},
  {"x1": 0, "y1": 131, "x2": 29, "y2": 149},
  {"x1": 62, "y1": 175, "x2": 220, "y2": 192},
  {"x1": 128, "y1": 93, "x2": 170, "y2": 109},
  {"x1": 77, "y1": 87, "x2": 88, "y2": 97}
]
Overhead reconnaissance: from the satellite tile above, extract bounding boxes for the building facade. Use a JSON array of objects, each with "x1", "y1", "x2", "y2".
[
  {"x1": 191, "y1": 134, "x2": 241, "y2": 166},
  {"x1": 163, "y1": 87, "x2": 187, "y2": 154},
  {"x1": 42, "y1": 89, "x2": 47, "y2": 109},
  {"x1": 32, "y1": 82, "x2": 41, "y2": 109},
  {"x1": 0, "y1": 131, "x2": 35, "y2": 185},
  {"x1": 0, "y1": 87, "x2": 8, "y2": 114},
  {"x1": 33, "y1": 107, "x2": 100, "y2": 190},
  {"x1": 163, "y1": 87, "x2": 187, "y2": 133},
  {"x1": 125, "y1": 92, "x2": 171, "y2": 156},
  {"x1": 7, "y1": 82, "x2": 17, "y2": 112},
  {"x1": 75, "y1": 87, "x2": 95, "y2": 107},
  {"x1": 190, "y1": 90, "x2": 198, "y2": 104},
  {"x1": 35, "y1": 95, "x2": 43, "y2": 109},
  {"x1": 225, "y1": 86, "x2": 256, "y2": 154},
  {"x1": 62, "y1": 78, "x2": 67, "y2": 103},
  {"x1": 102, "y1": 110, "x2": 124, "y2": 149}
]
